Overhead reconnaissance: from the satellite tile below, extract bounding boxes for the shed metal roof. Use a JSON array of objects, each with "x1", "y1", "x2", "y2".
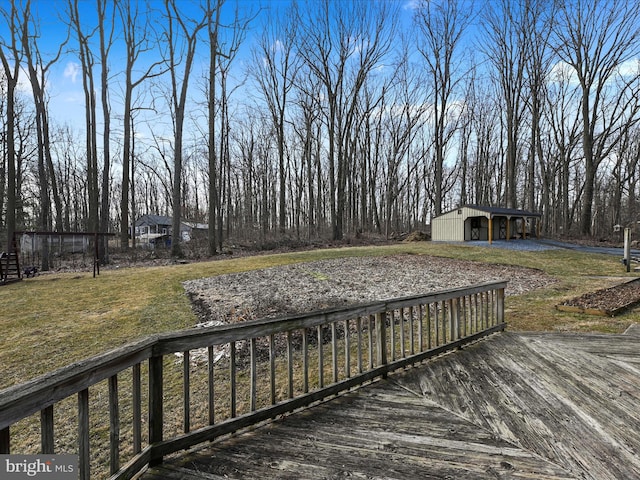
[
  {"x1": 466, "y1": 205, "x2": 541, "y2": 217},
  {"x1": 436, "y1": 205, "x2": 541, "y2": 219}
]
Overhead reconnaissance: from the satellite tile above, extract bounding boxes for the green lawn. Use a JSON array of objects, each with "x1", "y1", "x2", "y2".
[{"x1": 1, "y1": 242, "x2": 637, "y2": 390}]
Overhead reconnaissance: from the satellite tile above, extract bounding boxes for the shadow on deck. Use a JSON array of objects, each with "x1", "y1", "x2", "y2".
[{"x1": 142, "y1": 327, "x2": 640, "y2": 480}]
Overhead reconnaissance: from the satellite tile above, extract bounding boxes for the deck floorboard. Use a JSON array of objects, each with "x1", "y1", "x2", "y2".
[{"x1": 141, "y1": 330, "x2": 640, "y2": 480}]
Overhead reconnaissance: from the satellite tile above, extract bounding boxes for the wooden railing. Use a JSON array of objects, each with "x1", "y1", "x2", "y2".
[{"x1": 0, "y1": 281, "x2": 506, "y2": 480}]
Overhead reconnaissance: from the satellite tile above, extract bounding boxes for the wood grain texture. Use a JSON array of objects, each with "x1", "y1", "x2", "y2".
[{"x1": 141, "y1": 329, "x2": 640, "y2": 480}]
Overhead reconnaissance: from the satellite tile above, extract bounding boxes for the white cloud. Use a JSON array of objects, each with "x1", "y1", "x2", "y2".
[
  {"x1": 271, "y1": 39, "x2": 284, "y2": 53},
  {"x1": 16, "y1": 66, "x2": 32, "y2": 93},
  {"x1": 63, "y1": 62, "x2": 81, "y2": 83},
  {"x1": 403, "y1": 0, "x2": 422, "y2": 11},
  {"x1": 617, "y1": 58, "x2": 640, "y2": 78},
  {"x1": 549, "y1": 61, "x2": 578, "y2": 84}
]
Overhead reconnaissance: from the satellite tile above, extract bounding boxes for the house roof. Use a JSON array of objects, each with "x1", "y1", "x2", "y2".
[
  {"x1": 135, "y1": 215, "x2": 208, "y2": 232},
  {"x1": 136, "y1": 214, "x2": 172, "y2": 227}
]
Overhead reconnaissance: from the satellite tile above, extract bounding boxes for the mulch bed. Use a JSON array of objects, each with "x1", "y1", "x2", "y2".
[{"x1": 557, "y1": 278, "x2": 640, "y2": 316}]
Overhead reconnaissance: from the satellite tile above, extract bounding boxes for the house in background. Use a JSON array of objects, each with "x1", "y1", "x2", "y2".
[
  {"x1": 134, "y1": 214, "x2": 208, "y2": 248},
  {"x1": 431, "y1": 205, "x2": 541, "y2": 243}
]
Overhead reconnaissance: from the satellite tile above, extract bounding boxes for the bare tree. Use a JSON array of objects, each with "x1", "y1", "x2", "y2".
[
  {"x1": 482, "y1": 0, "x2": 529, "y2": 209},
  {"x1": 552, "y1": 0, "x2": 640, "y2": 235},
  {"x1": 21, "y1": 0, "x2": 67, "y2": 269},
  {"x1": 68, "y1": 0, "x2": 100, "y2": 234},
  {"x1": 522, "y1": 0, "x2": 554, "y2": 214},
  {"x1": 118, "y1": 0, "x2": 167, "y2": 249},
  {"x1": 251, "y1": 2, "x2": 299, "y2": 234},
  {"x1": 297, "y1": 0, "x2": 397, "y2": 240},
  {"x1": 3, "y1": 0, "x2": 66, "y2": 269},
  {"x1": 206, "y1": 1, "x2": 252, "y2": 252},
  {"x1": 415, "y1": 0, "x2": 471, "y2": 216},
  {"x1": 205, "y1": 0, "x2": 223, "y2": 255},
  {"x1": 543, "y1": 61, "x2": 581, "y2": 234},
  {"x1": 161, "y1": 0, "x2": 206, "y2": 257},
  {"x1": 97, "y1": 0, "x2": 116, "y2": 261},
  {"x1": 0, "y1": 1, "x2": 22, "y2": 251}
]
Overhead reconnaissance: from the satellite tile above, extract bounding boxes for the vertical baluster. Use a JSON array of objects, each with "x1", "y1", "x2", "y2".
[
  {"x1": 269, "y1": 334, "x2": 276, "y2": 404},
  {"x1": 484, "y1": 291, "x2": 490, "y2": 328},
  {"x1": 41, "y1": 405, "x2": 54, "y2": 454},
  {"x1": 443, "y1": 300, "x2": 449, "y2": 342},
  {"x1": 399, "y1": 308, "x2": 406, "y2": 358},
  {"x1": 497, "y1": 287, "x2": 505, "y2": 326},
  {"x1": 491, "y1": 290, "x2": 496, "y2": 325},
  {"x1": 183, "y1": 351, "x2": 190, "y2": 433},
  {"x1": 207, "y1": 347, "x2": 215, "y2": 425},
  {"x1": 132, "y1": 363, "x2": 142, "y2": 452},
  {"x1": 375, "y1": 312, "x2": 387, "y2": 377},
  {"x1": 426, "y1": 303, "x2": 432, "y2": 349},
  {"x1": 109, "y1": 374, "x2": 120, "y2": 473},
  {"x1": 344, "y1": 319, "x2": 351, "y2": 378},
  {"x1": 390, "y1": 311, "x2": 396, "y2": 361},
  {"x1": 435, "y1": 302, "x2": 440, "y2": 346},
  {"x1": 250, "y1": 338, "x2": 257, "y2": 411},
  {"x1": 331, "y1": 322, "x2": 338, "y2": 383},
  {"x1": 461, "y1": 297, "x2": 467, "y2": 338},
  {"x1": 287, "y1": 331, "x2": 294, "y2": 398},
  {"x1": 230, "y1": 342, "x2": 237, "y2": 418},
  {"x1": 302, "y1": 328, "x2": 309, "y2": 393},
  {"x1": 78, "y1": 389, "x2": 90, "y2": 480},
  {"x1": 368, "y1": 315, "x2": 374, "y2": 369},
  {"x1": 356, "y1": 317, "x2": 363, "y2": 374},
  {"x1": 318, "y1": 325, "x2": 324, "y2": 388},
  {"x1": 472, "y1": 294, "x2": 478, "y2": 333},
  {"x1": 448, "y1": 299, "x2": 455, "y2": 342},
  {"x1": 409, "y1": 306, "x2": 415, "y2": 355},
  {"x1": 418, "y1": 305, "x2": 424, "y2": 352}
]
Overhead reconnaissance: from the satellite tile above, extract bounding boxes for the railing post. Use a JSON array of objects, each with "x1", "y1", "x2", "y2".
[
  {"x1": 109, "y1": 375, "x2": 120, "y2": 474},
  {"x1": 78, "y1": 389, "x2": 90, "y2": 480},
  {"x1": 0, "y1": 427, "x2": 9, "y2": 454},
  {"x1": 41, "y1": 406, "x2": 54, "y2": 454},
  {"x1": 375, "y1": 312, "x2": 387, "y2": 377},
  {"x1": 149, "y1": 354, "x2": 164, "y2": 466}
]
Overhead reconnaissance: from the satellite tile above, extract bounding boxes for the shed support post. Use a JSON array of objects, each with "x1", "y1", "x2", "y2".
[{"x1": 488, "y1": 217, "x2": 493, "y2": 244}]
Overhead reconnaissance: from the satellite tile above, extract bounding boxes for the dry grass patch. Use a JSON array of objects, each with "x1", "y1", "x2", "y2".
[{"x1": 1, "y1": 242, "x2": 637, "y2": 390}]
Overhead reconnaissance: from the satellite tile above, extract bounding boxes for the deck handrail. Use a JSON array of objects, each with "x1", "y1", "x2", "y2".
[{"x1": 0, "y1": 280, "x2": 507, "y2": 480}]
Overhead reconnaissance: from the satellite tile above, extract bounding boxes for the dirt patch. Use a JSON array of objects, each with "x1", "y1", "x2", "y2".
[
  {"x1": 557, "y1": 278, "x2": 640, "y2": 316},
  {"x1": 183, "y1": 254, "x2": 555, "y2": 327}
]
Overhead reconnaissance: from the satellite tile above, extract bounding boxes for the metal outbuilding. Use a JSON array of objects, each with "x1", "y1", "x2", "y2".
[{"x1": 431, "y1": 205, "x2": 542, "y2": 244}]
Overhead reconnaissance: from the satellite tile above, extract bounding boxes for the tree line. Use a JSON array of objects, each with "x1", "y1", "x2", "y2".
[{"x1": 1, "y1": 0, "x2": 640, "y2": 263}]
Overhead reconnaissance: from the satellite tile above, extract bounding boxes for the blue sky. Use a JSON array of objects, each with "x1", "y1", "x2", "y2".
[{"x1": 2, "y1": 0, "x2": 448, "y2": 135}]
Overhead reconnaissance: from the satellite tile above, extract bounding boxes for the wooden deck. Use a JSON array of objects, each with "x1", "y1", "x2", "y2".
[{"x1": 141, "y1": 327, "x2": 640, "y2": 480}]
